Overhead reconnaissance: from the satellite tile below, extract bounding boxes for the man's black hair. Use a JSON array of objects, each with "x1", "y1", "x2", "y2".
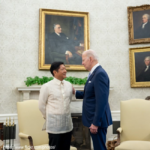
[{"x1": 50, "y1": 61, "x2": 64, "y2": 76}]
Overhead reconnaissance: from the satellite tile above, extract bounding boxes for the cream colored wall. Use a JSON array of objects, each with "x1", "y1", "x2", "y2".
[{"x1": 0, "y1": 0, "x2": 150, "y2": 114}]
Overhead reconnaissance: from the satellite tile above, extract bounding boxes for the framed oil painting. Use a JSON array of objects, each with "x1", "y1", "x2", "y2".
[
  {"x1": 129, "y1": 46, "x2": 150, "y2": 87},
  {"x1": 39, "y1": 9, "x2": 90, "y2": 70},
  {"x1": 128, "y1": 5, "x2": 150, "y2": 44}
]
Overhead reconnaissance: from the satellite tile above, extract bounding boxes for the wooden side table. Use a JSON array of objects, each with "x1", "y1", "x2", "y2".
[{"x1": 0, "y1": 140, "x2": 3, "y2": 150}]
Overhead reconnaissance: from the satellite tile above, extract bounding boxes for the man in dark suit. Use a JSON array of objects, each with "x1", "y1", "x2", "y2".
[
  {"x1": 49, "y1": 24, "x2": 82, "y2": 64},
  {"x1": 136, "y1": 56, "x2": 150, "y2": 82},
  {"x1": 73, "y1": 50, "x2": 112, "y2": 150},
  {"x1": 134, "y1": 14, "x2": 150, "y2": 39}
]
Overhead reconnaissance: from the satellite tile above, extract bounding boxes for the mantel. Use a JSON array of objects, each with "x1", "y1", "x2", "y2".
[
  {"x1": 17, "y1": 85, "x2": 114, "y2": 101},
  {"x1": 17, "y1": 85, "x2": 85, "y2": 91}
]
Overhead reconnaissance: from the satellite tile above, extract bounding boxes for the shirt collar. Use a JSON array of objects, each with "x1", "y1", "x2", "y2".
[
  {"x1": 55, "y1": 32, "x2": 60, "y2": 36},
  {"x1": 143, "y1": 22, "x2": 148, "y2": 25},
  {"x1": 53, "y1": 77, "x2": 64, "y2": 85},
  {"x1": 142, "y1": 22, "x2": 148, "y2": 28},
  {"x1": 89, "y1": 63, "x2": 100, "y2": 75}
]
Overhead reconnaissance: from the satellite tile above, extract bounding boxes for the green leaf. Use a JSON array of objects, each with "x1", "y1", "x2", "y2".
[{"x1": 24, "y1": 76, "x2": 87, "y2": 86}]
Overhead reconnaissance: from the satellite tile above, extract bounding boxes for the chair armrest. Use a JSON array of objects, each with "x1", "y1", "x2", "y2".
[
  {"x1": 115, "y1": 127, "x2": 123, "y2": 147},
  {"x1": 19, "y1": 133, "x2": 30, "y2": 139},
  {"x1": 117, "y1": 127, "x2": 123, "y2": 133},
  {"x1": 19, "y1": 133, "x2": 35, "y2": 150}
]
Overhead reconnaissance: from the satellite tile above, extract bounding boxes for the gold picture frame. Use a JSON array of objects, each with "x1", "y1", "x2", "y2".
[
  {"x1": 129, "y1": 46, "x2": 150, "y2": 87},
  {"x1": 128, "y1": 5, "x2": 150, "y2": 45},
  {"x1": 39, "y1": 9, "x2": 90, "y2": 70}
]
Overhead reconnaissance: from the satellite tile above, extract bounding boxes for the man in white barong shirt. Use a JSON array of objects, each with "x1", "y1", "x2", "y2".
[{"x1": 39, "y1": 61, "x2": 73, "y2": 150}]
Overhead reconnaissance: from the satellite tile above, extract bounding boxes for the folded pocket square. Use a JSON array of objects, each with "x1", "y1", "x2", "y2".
[{"x1": 88, "y1": 81, "x2": 91, "y2": 83}]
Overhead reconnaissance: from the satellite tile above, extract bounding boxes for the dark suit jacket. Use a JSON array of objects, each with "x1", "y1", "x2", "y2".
[
  {"x1": 134, "y1": 22, "x2": 150, "y2": 39},
  {"x1": 76, "y1": 66, "x2": 112, "y2": 128},
  {"x1": 49, "y1": 32, "x2": 79, "y2": 54},
  {"x1": 136, "y1": 66, "x2": 150, "y2": 82}
]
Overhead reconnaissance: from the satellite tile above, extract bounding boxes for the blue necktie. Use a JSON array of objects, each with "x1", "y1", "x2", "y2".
[{"x1": 87, "y1": 72, "x2": 91, "y2": 80}]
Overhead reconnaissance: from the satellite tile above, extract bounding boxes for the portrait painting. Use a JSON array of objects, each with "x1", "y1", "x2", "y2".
[
  {"x1": 128, "y1": 5, "x2": 150, "y2": 44},
  {"x1": 39, "y1": 9, "x2": 89, "y2": 70},
  {"x1": 129, "y1": 47, "x2": 150, "y2": 87}
]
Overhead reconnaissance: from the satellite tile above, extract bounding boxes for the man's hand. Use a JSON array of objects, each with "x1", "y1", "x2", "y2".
[
  {"x1": 66, "y1": 51, "x2": 73, "y2": 58},
  {"x1": 72, "y1": 86, "x2": 75, "y2": 95},
  {"x1": 80, "y1": 43, "x2": 84, "y2": 47},
  {"x1": 89, "y1": 124, "x2": 98, "y2": 134}
]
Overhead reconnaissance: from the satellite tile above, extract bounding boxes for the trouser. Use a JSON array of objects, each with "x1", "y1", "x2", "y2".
[
  {"x1": 90, "y1": 127, "x2": 107, "y2": 150},
  {"x1": 48, "y1": 130, "x2": 72, "y2": 150}
]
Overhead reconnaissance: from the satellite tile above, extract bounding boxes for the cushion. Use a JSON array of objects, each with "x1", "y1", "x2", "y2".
[
  {"x1": 115, "y1": 141, "x2": 150, "y2": 150},
  {"x1": 24, "y1": 144, "x2": 77, "y2": 150}
]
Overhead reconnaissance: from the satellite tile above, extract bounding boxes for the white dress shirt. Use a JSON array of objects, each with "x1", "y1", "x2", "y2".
[
  {"x1": 145, "y1": 66, "x2": 149, "y2": 72},
  {"x1": 142, "y1": 22, "x2": 148, "y2": 29},
  {"x1": 75, "y1": 63, "x2": 100, "y2": 96},
  {"x1": 56, "y1": 33, "x2": 60, "y2": 36},
  {"x1": 89, "y1": 63, "x2": 100, "y2": 76},
  {"x1": 39, "y1": 78, "x2": 73, "y2": 134}
]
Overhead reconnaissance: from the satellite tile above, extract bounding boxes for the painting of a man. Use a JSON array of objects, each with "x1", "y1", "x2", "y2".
[
  {"x1": 49, "y1": 24, "x2": 82, "y2": 64},
  {"x1": 133, "y1": 13, "x2": 150, "y2": 39},
  {"x1": 129, "y1": 47, "x2": 150, "y2": 87},
  {"x1": 44, "y1": 15, "x2": 84, "y2": 65},
  {"x1": 136, "y1": 55, "x2": 150, "y2": 82},
  {"x1": 39, "y1": 9, "x2": 89, "y2": 70}
]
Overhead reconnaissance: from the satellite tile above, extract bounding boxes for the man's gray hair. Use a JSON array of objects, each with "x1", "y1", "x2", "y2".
[
  {"x1": 143, "y1": 14, "x2": 150, "y2": 20},
  {"x1": 144, "y1": 56, "x2": 150, "y2": 61},
  {"x1": 83, "y1": 49, "x2": 99, "y2": 61},
  {"x1": 53, "y1": 24, "x2": 60, "y2": 29}
]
